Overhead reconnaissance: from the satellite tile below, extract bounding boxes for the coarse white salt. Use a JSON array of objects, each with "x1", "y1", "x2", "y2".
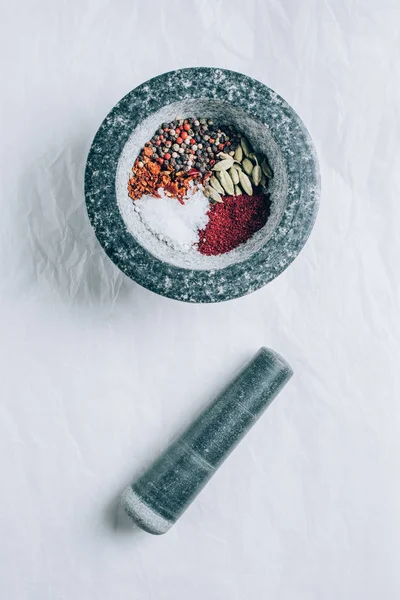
[{"x1": 134, "y1": 186, "x2": 210, "y2": 252}]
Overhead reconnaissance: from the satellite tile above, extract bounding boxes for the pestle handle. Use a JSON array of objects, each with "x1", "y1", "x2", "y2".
[{"x1": 122, "y1": 347, "x2": 293, "y2": 534}]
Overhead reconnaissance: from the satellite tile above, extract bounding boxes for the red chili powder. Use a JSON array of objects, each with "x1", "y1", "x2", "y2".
[{"x1": 197, "y1": 194, "x2": 270, "y2": 256}]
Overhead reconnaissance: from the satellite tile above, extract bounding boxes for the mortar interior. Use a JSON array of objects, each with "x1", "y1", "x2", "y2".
[{"x1": 116, "y1": 98, "x2": 288, "y2": 270}]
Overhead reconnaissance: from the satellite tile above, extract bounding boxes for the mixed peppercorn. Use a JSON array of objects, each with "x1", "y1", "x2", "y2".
[{"x1": 139, "y1": 117, "x2": 240, "y2": 173}]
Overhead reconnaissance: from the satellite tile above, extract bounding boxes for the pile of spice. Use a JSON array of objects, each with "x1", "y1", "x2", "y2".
[
  {"x1": 127, "y1": 117, "x2": 274, "y2": 256},
  {"x1": 133, "y1": 186, "x2": 210, "y2": 252},
  {"x1": 198, "y1": 194, "x2": 270, "y2": 256}
]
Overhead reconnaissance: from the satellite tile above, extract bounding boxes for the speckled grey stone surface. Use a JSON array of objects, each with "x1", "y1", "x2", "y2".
[
  {"x1": 121, "y1": 347, "x2": 293, "y2": 534},
  {"x1": 85, "y1": 68, "x2": 320, "y2": 302}
]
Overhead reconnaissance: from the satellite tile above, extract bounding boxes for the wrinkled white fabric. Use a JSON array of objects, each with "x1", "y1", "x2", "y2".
[{"x1": 1, "y1": 1, "x2": 399, "y2": 599}]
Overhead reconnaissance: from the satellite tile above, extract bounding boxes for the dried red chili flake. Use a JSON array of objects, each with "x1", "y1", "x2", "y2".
[
  {"x1": 127, "y1": 156, "x2": 202, "y2": 203},
  {"x1": 197, "y1": 194, "x2": 270, "y2": 256}
]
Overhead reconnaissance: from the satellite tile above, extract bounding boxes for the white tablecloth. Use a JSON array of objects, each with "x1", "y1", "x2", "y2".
[{"x1": 1, "y1": 1, "x2": 399, "y2": 598}]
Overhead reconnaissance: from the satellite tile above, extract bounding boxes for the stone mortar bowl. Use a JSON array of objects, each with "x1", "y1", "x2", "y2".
[{"x1": 85, "y1": 68, "x2": 320, "y2": 303}]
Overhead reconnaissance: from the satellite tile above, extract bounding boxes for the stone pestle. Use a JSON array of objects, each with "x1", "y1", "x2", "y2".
[{"x1": 121, "y1": 347, "x2": 293, "y2": 534}]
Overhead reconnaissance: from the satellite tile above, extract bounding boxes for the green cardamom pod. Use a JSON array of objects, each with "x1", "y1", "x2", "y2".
[
  {"x1": 250, "y1": 152, "x2": 264, "y2": 166},
  {"x1": 217, "y1": 152, "x2": 233, "y2": 161},
  {"x1": 212, "y1": 157, "x2": 234, "y2": 171},
  {"x1": 219, "y1": 170, "x2": 234, "y2": 195},
  {"x1": 238, "y1": 170, "x2": 253, "y2": 195},
  {"x1": 229, "y1": 165, "x2": 240, "y2": 185},
  {"x1": 252, "y1": 165, "x2": 262, "y2": 186},
  {"x1": 248, "y1": 152, "x2": 258, "y2": 164},
  {"x1": 242, "y1": 158, "x2": 254, "y2": 176},
  {"x1": 205, "y1": 185, "x2": 223, "y2": 203},
  {"x1": 260, "y1": 172, "x2": 267, "y2": 187},
  {"x1": 209, "y1": 176, "x2": 225, "y2": 194},
  {"x1": 234, "y1": 144, "x2": 243, "y2": 162},
  {"x1": 240, "y1": 136, "x2": 253, "y2": 157},
  {"x1": 234, "y1": 184, "x2": 242, "y2": 196},
  {"x1": 261, "y1": 157, "x2": 273, "y2": 178}
]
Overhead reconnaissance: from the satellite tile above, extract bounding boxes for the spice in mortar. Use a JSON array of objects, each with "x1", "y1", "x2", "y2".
[
  {"x1": 133, "y1": 186, "x2": 209, "y2": 252},
  {"x1": 198, "y1": 194, "x2": 270, "y2": 256},
  {"x1": 127, "y1": 117, "x2": 274, "y2": 256}
]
